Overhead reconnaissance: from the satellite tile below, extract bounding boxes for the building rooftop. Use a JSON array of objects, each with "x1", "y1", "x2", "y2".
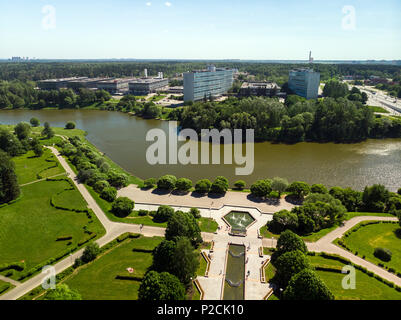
[
  {"x1": 129, "y1": 78, "x2": 167, "y2": 84},
  {"x1": 38, "y1": 77, "x2": 88, "y2": 83},
  {"x1": 240, "y1": 82, "x2": 280, "y2": 89},
  {"x1": 98, "y1": 78, "x2": 136, "y2": 84}
]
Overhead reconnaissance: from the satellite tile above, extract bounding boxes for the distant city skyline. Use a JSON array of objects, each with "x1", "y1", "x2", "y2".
[{"x1": 1, "y1": 0, "x2": 400, "y2": 60}]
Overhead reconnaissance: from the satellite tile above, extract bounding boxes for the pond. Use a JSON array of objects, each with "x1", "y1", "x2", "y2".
[{"x1": 1, "y1": 109, "x2": 400, "y2": 191}]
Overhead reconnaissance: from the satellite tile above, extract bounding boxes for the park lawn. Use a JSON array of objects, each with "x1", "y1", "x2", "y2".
[
  {"x1": 368, "y1": 106, "x2": 390, "y2": 113},
  {"x1": 344, "y1": 212, "x2": 395, "y2": 220},
  {"x1": 0, "y1": 280, "x2": 14, "y2": 296},
  {"x1": 264, "y1": 263, "x2": 276, "y2": 283},
  {"x1": 309, "y1": 255, "x2": 401, "y2": 300},
  {"x1": 198, "y1": 217, "x2": 218, "y2": 233},
  {"x1": 64, "y1": 236, "x2": 162, "y2": 300},
  {"x1": 339, "y1": 222, "x2": 401, "y2": 272},
  {"x1": 13, "y1": 149, "x2": 65, "y2": 185},
  {"x1": 0, "y1": 179, "x2": 105, "y2": 281},
  {"x1": 259, "y1": 225, "x2": 336, "y2": 243},
  {"x1": 52, "y1": 188, "x2": 89, "y2": 211}
]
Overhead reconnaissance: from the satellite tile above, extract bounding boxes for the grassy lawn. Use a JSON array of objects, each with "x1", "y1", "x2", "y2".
[
  {"x1": 198, "y1": 217, "x2": 218, "y2": 233},
  {"x1": 259, "y1": 225, "x2": 337, "y2": 243},
  {"x1": 338, "y1": 221, "x2": 401, "y2": 272},
  {"x1": 309, "y1": 255, "x2": 401, "y2": 300},
  {"x1": 0, "y1": 280, "x2": 14, "y2": 296},
  {"x1": 368, "y1": 106, "x2": 390, "y2": 113},
  {"x1": 13, "y1": 149, "x2": 65, "y2": 185},
  {"x1": 344, "y1": 212, "x2": 395, "y2": 220},
  {"x1": 0, "y1": 178, "x2": 105, "y2": 281},
  {"x1": 63, "y1": 236, "x2": 163, "y2": 300}
]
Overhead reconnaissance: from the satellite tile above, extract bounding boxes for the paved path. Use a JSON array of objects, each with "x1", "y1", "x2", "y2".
[
  {"x1": 19, "y1": 173, "x2": 67, "y2": 187},
  {"x1": 0, "y1": 275, "x2": 20, "y2": 287},
  {"x1": 119, "y1": 185, "x2": 296, "y2": 214},
  {"x1": 2, "y1": 146, "x2": 400, "y2": 300}
]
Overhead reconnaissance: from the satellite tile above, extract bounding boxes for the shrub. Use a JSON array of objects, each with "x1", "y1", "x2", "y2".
[
  {"x1": 175, "y1": 178, "x2": 192, "y2": 192},
  {"x1": 30, "y1": 117, "x2": 40, "y2": 127},
  {"x1": 144, "y1": 178, "x2": 157, "y2": 189},
  {"x1": 233, "y1": 180, "x2": 246, "y2": 190},
  {"x1": 311, "y1": 184, "x2": 328, "y2": 194},
  {"x1": 374, "y1": 247, "x2": 392, "y2": 262},
  {"x1": 250, "y1": 180, "x2": 271, "y2": 198},
  {"x1": 100, "y1": 186, "x2": 117, "y2": 202},
  {"x1": 81, "y1": 243, "x2": 100, "y2": 263},
  {"x1": 138, "y1": 210, "x2": 148, "y2": 216},
  {"x1": 210, "y1": 176, "x2": 229, "y2": 194},
  {"x1": 93, "y1": 180, "x2": 110, "y2": 193},
  {"x1": 157, "y1": 175, "x2": 177, "y2": 190},
  {"x1": 195, "y1": 179, "x2": 212, "y2": 194},
  {"x1": 65, "y1": 122, "x2": 76, "y2": 130},
  {"x1": 111, "y1": 197, "x2": 135, "y2": 217}
]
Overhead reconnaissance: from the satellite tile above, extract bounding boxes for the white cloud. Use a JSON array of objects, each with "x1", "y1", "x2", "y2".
[
  {"x1": 165, "y1": 2, "x2": 172, "y2": 7},
  {"x1": 146, "y1": 2, "x2": 151, "y2": 6}
]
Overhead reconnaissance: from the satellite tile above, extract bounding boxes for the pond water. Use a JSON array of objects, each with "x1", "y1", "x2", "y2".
[{"x1": 1, "y1": 109, "x2": 400, "y2": 191}]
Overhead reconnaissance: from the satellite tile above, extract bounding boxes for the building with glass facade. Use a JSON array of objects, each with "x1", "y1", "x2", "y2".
[
  {"x1": 183, "y1": 66, "x2": 234, "y2": 102},
  {"x1": 288, "y1": 68, "x2": 320, "y2": 100}
]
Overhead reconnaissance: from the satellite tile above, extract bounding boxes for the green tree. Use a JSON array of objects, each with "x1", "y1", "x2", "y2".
[
  {"x1": 81, "y1": 242, "x2": 100, "y2": 263},
  {"x1": 43, "y1": 284, "x2": 82, "y2": 300},
  {"x1": 362, "y1": 184, "x2": 390, "y2": 212},
  {"x1": 138, "y1": 271, "x2": 185, "y2": 300},
  {"x1": 323, "y1": 80, "x2": 349, "y2": 98},
  {"x1": 33, "y1": 144, "x2": 44, "y2": 157},
  {"x1": 189, "y1": 207, "x2": 201, "y2": 219},
  {"x1": 276, "y1": 230, "x2": 307, "y2": 256},
  {"x1": 170, "y1": 237, "x2": 200, "y2": 285},
  {"x1": 42, "y1": 122, "x2": 54, "y2": 139},
  {"x1": 0, "y1": 130, "x2": 25, "y2": 156},
  {"x1": 144, "y1": 178, "x2": 157, "y2": 189},
  {"x1": 111, "y1": 197, "x2": 134, "y2": 217},
  {"x1": 154, "y1": 205, "x2": 175, "y2": 223},
  {"x1": 65, "y1": 121, "x2": 76, "y2": 129},
  {"x1": 152, "y1": 240, "x2": 176, "y2": 272},
  {"x1": 100, "y1": 186, "x2": 117, "y2": 202},
  {"x1": 274, "y1": 250, "x2": 311, "y2": 287},
  {"x1": 311, "y1": 184, "x2": 328, "y2": 194},
  {"x1": 175, "y1": 178, "x2": 192, "y2": 192},
  {"x1": 194, "y1": 179, "x2": 212, "y2": 194},
  {"x1": 157, "y1": 175, "x2": 177, "y2": 190},
  {"x1": 30, "y1": 117, "x2": 40, "y2": 127},
  {"x1": 287, "y1": 181, "x2": 310, "y2": 200},
  {"x1": 210, "y1": 176, "x2": 229, "y2": 194},
  {"x1": 14, "y1": 122, "x2": 31, "y2": 140},
  {"x1": 234, "y1": 180, "x2": 246, "y2": 190},
  {"x1": 165, "y1": 211, "x2": 202, "y2": 245},
  {"x1": 0, "y1": 151, "x2": 20, "y2": 204},
  {"x1": 283, "y1": 269, "x2": 334, "y2": 300},
  {"x1": 271, "y1": 177, "x2": 289, "y2": 198},
  {"x1": 268, "y1": 210, "x2": 299, "y2": 233},
  {"x1": 250, "y1": 180, "x2": 272, "y2": 198}
]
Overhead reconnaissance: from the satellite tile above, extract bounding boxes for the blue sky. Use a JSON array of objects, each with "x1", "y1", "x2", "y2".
[{"x1": 1, "y1": 0, "x2": 400, "y2": 60}]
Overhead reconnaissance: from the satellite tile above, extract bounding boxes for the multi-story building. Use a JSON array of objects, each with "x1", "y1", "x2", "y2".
[
  {"x1": 129, "y1": 78, "x2": 169, "y2": 95},
  {"x1": 97, "y1": 78, "x2": 136, "y2": 94},
  {"x1": 66, "y1": 77, "x2": 111, "y2": 90},
  {"x1": 183, "y1": 65, "x2": 234, "y2": 102},
  {"x1": 37, "y1": 77, "x2": 88, "y2": 90},
  {"x1": 239, "y1": 82, "x2": 281, "y2": 97},
  {"x1": 288, "y1": 68, "x2": 320, "y2": 100}
]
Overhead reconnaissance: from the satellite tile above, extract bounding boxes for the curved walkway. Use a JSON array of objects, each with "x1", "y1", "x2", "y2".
[{"x1": 1, "y1": 146, "x2": 400, "y2": 300}]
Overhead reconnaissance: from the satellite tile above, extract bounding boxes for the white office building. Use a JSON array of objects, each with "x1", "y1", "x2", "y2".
[{"x1": 183, "y1": 66, "x2": 234, "y2": 102}]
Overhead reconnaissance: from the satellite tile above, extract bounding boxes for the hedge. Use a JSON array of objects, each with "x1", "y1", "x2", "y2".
[
  {"x1": 0, "y1": 282, "x2": 11, "y2": 294},
  {"x1": 0, "y1": 261, "x2": 26, "y2": 272}
]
